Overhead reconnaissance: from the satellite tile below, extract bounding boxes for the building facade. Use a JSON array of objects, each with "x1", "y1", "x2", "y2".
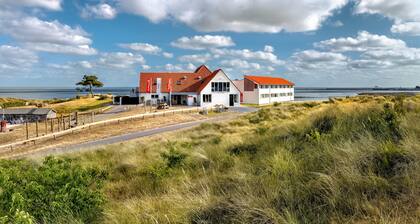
[
  {"x1": 242, "y1": 75, "x2": 295, "y2": 105},
  {"x1": 139, "y1": 65, "x2": 241, "y2": 107},
  {"x1": 2, "y1": 108, "x2": 57, "y2": 124}
]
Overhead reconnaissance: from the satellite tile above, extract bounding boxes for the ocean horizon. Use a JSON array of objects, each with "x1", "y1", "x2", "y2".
[{"x1": 1, "y1": 87, "x2": 419, "y2": 101}]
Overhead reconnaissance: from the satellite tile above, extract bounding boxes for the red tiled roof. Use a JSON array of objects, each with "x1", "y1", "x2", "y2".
[
  {"x1": 139, "y1": 65, "x2": 213, "y2": 93},
  {"x1": 197, "y1": 69, "x2": 221, "y2": 92},
  {"x1": 244, "y1": 75, "x2": 295, "y2": 86},
  {"x1": 194, "y1": 64, "x2": 212, "y2": 75}
]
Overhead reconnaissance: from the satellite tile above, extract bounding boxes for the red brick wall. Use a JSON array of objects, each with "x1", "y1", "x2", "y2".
[{"x1": 244, "y1": 78, "x2": 255, "y2": 91}]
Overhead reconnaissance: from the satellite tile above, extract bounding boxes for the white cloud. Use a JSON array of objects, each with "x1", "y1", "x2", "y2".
[
  {"x1": 116, "y1": 0, "x2": 348, "y2": 33},
  {"x1": 178, "y1": 53, "x2": 212, "y2": 64},
  {"x1": 0, "y1": 0, "x2": 62, "y2": 10},
  {"x1": 288, "y1": 50, "x2": 348, "y2": 71},
  {"x1": 162, "y1": 52, "x2": 174, "y2": 58},
  {"x1": 221, "y1": 59, "x2": 261, "y2": 70},
  {"x1": 0, "y1": 45, "x2": 38, "y2": 71},
  {"x1": 81, "y1": 3, "x2": 117, "y2": 19},
  {"x1": 264, "y1": 45, "x2": 275, "y2": 53},
  {"x1": 355, "y1": 1, "x2": 420, "y2": 36},
  {"x1": 211, "y1": 48, "x2": 283, "y2": 65},
  {"x1": 141, "y1": 65, "x2": 151, "y2": 70},
  {"x1": 78, "y1": 61, "x2": 93, "y2": 69},
  {"x1": 119, "y1": 42, "x2": 162, "y2": 54},
  {"x1": 355, "y1": 0, "x2": 420, "y2": 22},
  {"x1": 314, "y1": 31, "x2": 406, "y2": 52},
  {"x1": 391, "y1": 22, "x2": 420, "y2": 36},
  {"x1": 98, "y1": 52, "x2": 145, "y2": 69},
  {"x1": 171, "y1": 35, "x2": 235, "y2": 50},
  {"x1": 165, "y1": 63, "x2": 183, "y2": 71},
  {"x1": 0, "y1": 14, "x2": 96, "y2": 55}
]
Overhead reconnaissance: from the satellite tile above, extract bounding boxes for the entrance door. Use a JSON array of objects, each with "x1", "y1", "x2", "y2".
[{"x1": 229, "y1": 94, "x2": 235, "y2": 106}]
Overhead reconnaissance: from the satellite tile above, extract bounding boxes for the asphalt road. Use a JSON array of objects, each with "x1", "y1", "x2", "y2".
[{"x1": 20, "y1": 107, "x2": 257, "y2": 159}]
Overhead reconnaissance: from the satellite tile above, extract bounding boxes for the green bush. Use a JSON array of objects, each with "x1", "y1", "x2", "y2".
[
  {"x1": 161, "y1": 148, "x2": 187, "y2": 168},
  {"x1": 0, "y1": 157, "x2": 106, "y2": 223}
]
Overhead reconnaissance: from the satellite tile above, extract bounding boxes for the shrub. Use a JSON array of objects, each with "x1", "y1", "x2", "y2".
[
  {"x1": 229, "y1": 143, "x2": 259, "y2": 155},
  {"x1": 0, "y1": 157, "x2": 106, "y2": 223},
  {"x1": 364, "y1": 144, "x2": 413, "y2": 178},
  {"x1": 248, "y1": 109, "x2": 271, "y2": 124},
  {"x1": 161, "y1": 148, "x2": 187, "y2": 168}
]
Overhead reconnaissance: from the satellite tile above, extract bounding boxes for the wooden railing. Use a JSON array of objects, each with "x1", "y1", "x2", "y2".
[{"x1": 0, "y1": 107, "x2": 205, "y2": 152}]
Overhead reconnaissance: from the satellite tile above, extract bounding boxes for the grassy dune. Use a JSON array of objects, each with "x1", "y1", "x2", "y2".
[
  {"x1": 1, "y1": 95, "x2": 419, "y2": 223},
  {"x1": 0, "y1": 95, "x2": 112, "y2": 114}
]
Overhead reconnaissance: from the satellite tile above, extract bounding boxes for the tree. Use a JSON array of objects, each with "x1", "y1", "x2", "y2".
[{"x1": 76, "y1": 75, "x2": 103, "y2": 97}]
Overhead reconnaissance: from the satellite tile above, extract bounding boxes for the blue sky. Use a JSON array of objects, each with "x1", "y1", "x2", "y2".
[{"x1": 0, "y1": 0, "x2": 419, "y2": 87}]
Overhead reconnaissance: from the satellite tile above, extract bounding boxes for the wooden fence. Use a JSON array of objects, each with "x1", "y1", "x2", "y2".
[{"x1": 0, "y1": 107, "x2": 205, "y2": 152}]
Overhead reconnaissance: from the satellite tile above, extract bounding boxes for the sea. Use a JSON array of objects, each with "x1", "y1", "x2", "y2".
[{"x1": 0, "y1": 87, "x2": 419, "y2": 101}]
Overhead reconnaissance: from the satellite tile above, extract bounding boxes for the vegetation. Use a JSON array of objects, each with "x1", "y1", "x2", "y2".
[
  {"x1": 51, "y1": 95, "x2": 112, "y2": 114},
  {"x1": 0, "y1": 157, "x2": 105, "y2": 223},
  {"x1": 1, "y1": 96, "x2": 419, "y2": 223},
  {"x1": 76, "y1": 75, "x2": 104, "y2": 97},
  {"x1": 0, "y1": 98, "x2": 30, "y2": 108},
  {"x1": 0, "y1": 96, "x2": 112, "y2": 114}
]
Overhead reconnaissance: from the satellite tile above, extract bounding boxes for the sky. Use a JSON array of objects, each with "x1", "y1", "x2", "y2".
[{"x1": 0, "y1": 0, "x2": 419, "y2": 88}]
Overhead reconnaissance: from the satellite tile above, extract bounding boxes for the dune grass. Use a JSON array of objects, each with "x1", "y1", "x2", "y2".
[
  {"x1": 0, "y1": 95, "x2": 112, "y2": 114},
  {"x1": 2, "y1": 95, "x2": 419, "y2": 223}
]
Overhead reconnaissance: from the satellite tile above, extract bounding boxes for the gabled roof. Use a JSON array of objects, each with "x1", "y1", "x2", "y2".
[
  {"x1": 3, "y1": 108, "x2": 56, "y2": 115},
  {"x1": 139, "y1": 65, "x2": 213, "y2": 93},
  {"x1": 245, "y1": 75, "x2": 295, "y2": 86},
  {"x1": 197, "y1": 69, "x2": 221, "y2": 92},
  {"x1": 194, "y1": 65, "x2": 212, "y2": 76}
]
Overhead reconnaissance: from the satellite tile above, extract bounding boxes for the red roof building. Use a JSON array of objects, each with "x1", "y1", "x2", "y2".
[
  {"x1": 139, "y1": 65, "x2": 241, "y2": 107},
  {"x1": 241, "y1": 75, "x2": 295, "y2": 105}
]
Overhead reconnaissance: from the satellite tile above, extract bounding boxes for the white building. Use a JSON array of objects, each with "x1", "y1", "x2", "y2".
[
  {"x1": 139, "y1": 65, "x2": 241, "y2": 107},
  {"x1": 241, "y1": 75, "x2": 295, "y2": 105}
]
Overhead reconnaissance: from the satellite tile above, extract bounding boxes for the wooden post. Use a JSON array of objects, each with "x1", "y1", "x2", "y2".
[
  {"x1": 25, "y1": 121, "x2": 29, "y2": 140},
  {"x1": 75, "y1": 112, "x2": 79, "y2": 126},
  {"x1": 62, "y1": 115, "x2": 66, "y2": 130},
  {"x1": 45, "y1": 118, "x2": 48, "y2": 135},
  {"x1": 51, "y1": 118, "x2": 54, "y2": 133},
  {"x1": 68, "y1": 114, "x2": 72, "y2": 129},
  {"x1": 35, "y1": 120, "x2": 39, "y2": 137},
  {"x1": 58, "y1": 117, "x2": 61, "y2": 131}
]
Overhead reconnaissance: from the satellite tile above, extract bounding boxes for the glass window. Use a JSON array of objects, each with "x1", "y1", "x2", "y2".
[
  {"x1": 211, "y1": 82, "x2": 230, "y2": 92},
  {"x1": 203, "y1": 94, "x2": 212, "y2": 102},
  {"x1": 254, "y1": 84, "x2": 258, "y2": 89}
]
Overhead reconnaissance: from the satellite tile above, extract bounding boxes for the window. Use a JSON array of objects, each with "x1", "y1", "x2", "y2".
[
  {"x1": 271, "y1": 93, "x2": 279, "y2": 97},
  {"x1": 151, "y1": 94, "x2": 159, "y2": 99},
  {"x1": 211, "y1": 82, "x2": 230, "y2": 92},
  {"x1": 261, "y1": 94, "x2": 270, "y2": 98},
  {"x1": 288, "y1": 92, "x2": 293, "y2": 96},
  {"x1": 254, "y1": 84, "x2": 258, "y2": 89},
  {"x1": 203, "y1": 94, "x2": 212, "y2": 103}
]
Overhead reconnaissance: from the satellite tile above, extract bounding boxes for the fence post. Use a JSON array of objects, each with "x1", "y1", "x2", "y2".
[
  {"x1": 68, "y1": 114, "x2": 72, "y2": 129},
  {"x1": 35, "y1": 120, "x2": 39, "y2": 137},
  {"x1": 45, "y1": 118, "x2": 48, "y2": 135},
  {"x1": 75, "y1": 112, "x2": 79, "y2": 126},
  {"x1": 51, "y1": 118, "x2": 54, "y2": 133},
  {"x1": 25, "y1": 121, "x2": 29, "y2": 140}
]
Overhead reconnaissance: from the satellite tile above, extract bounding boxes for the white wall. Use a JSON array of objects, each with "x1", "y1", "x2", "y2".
[
  {"x1": 243, "y1": 86, "x2": 294, "y2": 105},
  {"x1": 199, "y1": 70, "x2": 241, "y2": 108}
]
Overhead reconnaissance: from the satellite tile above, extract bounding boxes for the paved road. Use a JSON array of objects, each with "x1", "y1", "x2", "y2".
[{"x1": 19, "y1": 107, "x2": 257, "y2": 159}]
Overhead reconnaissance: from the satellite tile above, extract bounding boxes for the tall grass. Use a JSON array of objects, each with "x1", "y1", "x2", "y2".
[{"x1": 5, "y1": 96, "x2": 419, "y2": 223}]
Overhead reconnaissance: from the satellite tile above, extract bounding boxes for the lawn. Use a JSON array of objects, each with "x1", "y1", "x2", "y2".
[{"x1": 1, "y1": 95, "x2": 419, "y2": 223}]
